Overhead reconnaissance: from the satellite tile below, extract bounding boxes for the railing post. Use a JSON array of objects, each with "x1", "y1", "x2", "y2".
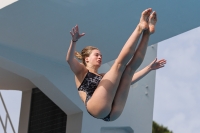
[
  {"x1": 0, "y1": 115, "x2": 6, "y2": 133},
  {"x1": 5, "y1": 114, "x2": 7, "y2": 133}
]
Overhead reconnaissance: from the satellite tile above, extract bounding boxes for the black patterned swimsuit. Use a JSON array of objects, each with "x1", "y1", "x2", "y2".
[{"x1": 78, "y1": 71, "x2": 111, "y2": 121}]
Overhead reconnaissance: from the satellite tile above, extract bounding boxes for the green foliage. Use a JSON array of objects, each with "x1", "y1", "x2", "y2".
[{"x1": 152, "y1": 121, "x2": 173, "y2": 133}]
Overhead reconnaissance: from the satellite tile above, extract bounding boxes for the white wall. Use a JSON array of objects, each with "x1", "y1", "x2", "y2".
[{"x1": 0, "y1": 0, "x2": 18, "y2": 9}]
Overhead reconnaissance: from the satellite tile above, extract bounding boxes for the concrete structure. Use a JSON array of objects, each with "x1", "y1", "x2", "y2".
[{"x1": 1, "y1": 0, "x2": 200, "y2": 133}]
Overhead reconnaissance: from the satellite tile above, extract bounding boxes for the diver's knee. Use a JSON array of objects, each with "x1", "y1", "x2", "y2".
[{"x1": 109, "y1": 110, "x2": 122, "y2": 121}]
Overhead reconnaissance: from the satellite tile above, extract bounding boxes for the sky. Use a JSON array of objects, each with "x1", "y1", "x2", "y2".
[
  {"x1": 153, "y1": 27, "x2": 200, "y2": 133},
  {"x1": 1, "y1": 27, "x2": 200, "y2": 133},
  {"x1": 0, "y1": 90, "x2": 21, "y2": 133}
]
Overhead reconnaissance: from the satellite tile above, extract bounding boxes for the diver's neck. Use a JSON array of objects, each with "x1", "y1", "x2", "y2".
[{"x1": 86, "y1": 66, "x2": 99, "y2": 74}]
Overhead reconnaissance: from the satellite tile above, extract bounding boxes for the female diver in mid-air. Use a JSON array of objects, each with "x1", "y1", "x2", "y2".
[{"x1": 66, "y1": 8, "x2": 166, "y2": 121}]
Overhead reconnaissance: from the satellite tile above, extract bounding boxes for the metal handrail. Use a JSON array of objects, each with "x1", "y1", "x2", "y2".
[{"x1": 0, "y1": 92, "x2": 16, "y2": 133}]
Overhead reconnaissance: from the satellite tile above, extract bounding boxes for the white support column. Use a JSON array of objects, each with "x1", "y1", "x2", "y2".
[
  {"x1": 66, "y1": 112, "x2": 83, "y2": 133},
  {"x1": 18, "y1": 90, "x2": 32, "y2": 133}
]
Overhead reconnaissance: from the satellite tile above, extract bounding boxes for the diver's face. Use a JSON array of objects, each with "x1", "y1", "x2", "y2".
[{"x1": 86, "y1": 49, "x2": 102, "y2": 67}]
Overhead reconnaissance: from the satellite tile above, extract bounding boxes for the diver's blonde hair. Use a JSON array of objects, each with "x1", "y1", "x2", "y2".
[{"x1": 74, "y1": 46, "x2": 98, "y2": 66}]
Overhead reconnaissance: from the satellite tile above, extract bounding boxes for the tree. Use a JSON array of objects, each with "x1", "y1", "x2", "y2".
[{"x1": 152, "y1": 121, "x2": 173, "y2": 133}]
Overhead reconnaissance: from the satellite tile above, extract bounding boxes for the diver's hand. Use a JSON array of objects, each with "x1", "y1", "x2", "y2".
[
  {"x1": 70, "y1": 25, "x2": 85, "y2": 42},
  {"x1": 148, "y1": 58, "x2": 166, "y2": 70}
]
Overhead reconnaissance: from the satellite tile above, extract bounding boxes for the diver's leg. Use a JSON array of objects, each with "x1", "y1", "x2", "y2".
[
  {"x1": 108, "y1": 11, "x2": 157, "y2": 121},
  {"x1": 86, "y1": 9, "x2": 153, "y2": 119}
]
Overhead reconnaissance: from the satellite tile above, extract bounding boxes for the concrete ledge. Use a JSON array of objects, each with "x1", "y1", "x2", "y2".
[{"x1": 101, "y1": 127, "x2": 134, "y2": 133}]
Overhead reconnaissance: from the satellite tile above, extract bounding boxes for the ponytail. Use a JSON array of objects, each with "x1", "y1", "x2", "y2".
[{"x1": 74, "y1": 51, "x2": 82, "y2": 60}]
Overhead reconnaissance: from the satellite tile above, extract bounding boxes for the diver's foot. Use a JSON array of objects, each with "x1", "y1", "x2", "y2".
[
  {"x1": 138, "y1": 8, "x2": 152, "y2": 31},
  {"x1": 149, "y1": 11, "x2": 157, "y2": 34}
]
